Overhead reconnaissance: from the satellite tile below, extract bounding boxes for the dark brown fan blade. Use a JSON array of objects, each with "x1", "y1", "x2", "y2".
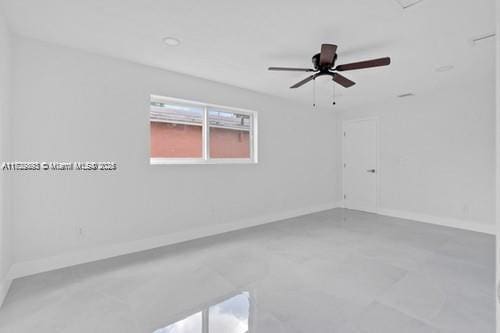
[
  {"x1": 290, "y1": 74, "x2": 318, "y2": 89},
  {"x1": 335, "y1": 57, "x2": 391, "y2": 71},
  {"x1": 268, "y1": 67, "x2": 314, "y2": 72},
  {"x1": 332, "y1": 73, "x2": 356, "y2": 88},
  {"x1": 319, "y1": 44, "x2": 338, "y2": 67}
]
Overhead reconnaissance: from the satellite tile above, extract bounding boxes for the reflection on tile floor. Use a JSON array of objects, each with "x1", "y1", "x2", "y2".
[
  {"x1": 0, "y1": 208, "x2": 495, "y2": 332},
  {"x1": 153, "y1": 292, "x2": 250, "y2": 333}
]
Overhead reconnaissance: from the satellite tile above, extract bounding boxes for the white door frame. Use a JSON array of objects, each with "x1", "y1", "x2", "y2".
[{"x1": 341, "y1": 117, "x2": 380, "y2": 213}]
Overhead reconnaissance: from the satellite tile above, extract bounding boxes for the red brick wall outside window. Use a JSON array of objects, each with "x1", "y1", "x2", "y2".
[{"x1": 150, "y1": 122, "x2": 250, "y2": 158}]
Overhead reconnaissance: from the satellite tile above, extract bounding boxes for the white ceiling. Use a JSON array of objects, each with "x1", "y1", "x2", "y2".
[{"x1": 1, "y1": 0, "x2": 495, "y2": 108}]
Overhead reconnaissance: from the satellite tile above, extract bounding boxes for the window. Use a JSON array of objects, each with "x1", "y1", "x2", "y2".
[
  {"x1": 150, "y1": 101, "x2": 204, "y2": 158},
  {"x1": 150, "y1": 95, "x2": 257, "y2": 164},
  {"x1": 208, "y1": 108, "x2": 251, "y2": 159}
]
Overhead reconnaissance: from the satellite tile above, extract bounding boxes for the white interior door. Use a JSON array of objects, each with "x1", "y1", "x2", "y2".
[{"x1": 343, "y1": 119, "x2": 378, "y2": 213}]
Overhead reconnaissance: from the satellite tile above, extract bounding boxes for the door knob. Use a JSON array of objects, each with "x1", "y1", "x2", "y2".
[{"x1": 367, "y1": 169, "x2": 376, "y2": 173}]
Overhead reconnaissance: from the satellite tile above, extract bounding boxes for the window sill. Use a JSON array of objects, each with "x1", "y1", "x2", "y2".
[{"x1": 150, "y1": 158, "x2": 258, "y2": 165}]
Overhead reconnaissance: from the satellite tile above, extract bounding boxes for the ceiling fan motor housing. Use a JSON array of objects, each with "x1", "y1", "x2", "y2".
[{"x1": 312, "y1": 53, "x2": 337, "y2": 71}]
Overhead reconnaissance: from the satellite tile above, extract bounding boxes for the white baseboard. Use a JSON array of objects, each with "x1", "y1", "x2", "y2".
[
  {"x1": 378, "y1": 208, "x2": 495, "y2": 235},
  {"x1": 7, "y1": 202, "x2": 341, "y2": 280},
  {"x1": 0, "y1": 277, "x2": 12, "y2": 307}
]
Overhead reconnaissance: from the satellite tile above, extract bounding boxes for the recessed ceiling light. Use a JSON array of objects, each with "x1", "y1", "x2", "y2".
[
  {"x1": 162, "y1": 37, "x2": 181, "y2": 46},
  {"x1": 436, "y1": 65, "x2": 454, "y2": 72},
  {"x1": 397, "y1": 93, "x2": 414, "y2": 98}
]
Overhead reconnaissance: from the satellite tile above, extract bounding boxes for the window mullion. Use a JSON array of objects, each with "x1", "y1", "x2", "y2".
[
  {"x1": 203, "y1": 106, "x2": 209, "y2": 161},
  {"x1": 250, "y1": 114, "x2": 254, "y2": 162}
]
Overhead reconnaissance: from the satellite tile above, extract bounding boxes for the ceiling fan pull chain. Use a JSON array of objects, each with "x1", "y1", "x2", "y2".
[
  {"x1": 312, "y1": 78, "x2": 316, "y2": 109},
  {"x1": 332, "y1": 79, "x2": 336, "y2": 107}
]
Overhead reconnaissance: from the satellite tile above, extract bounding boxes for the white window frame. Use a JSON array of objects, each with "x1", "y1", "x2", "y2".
[{"x1": 150, "y1": 95, "x2": 258, "y2": 165}]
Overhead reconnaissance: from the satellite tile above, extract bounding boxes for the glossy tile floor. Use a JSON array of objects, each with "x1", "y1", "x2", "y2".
[{"x1": 0, "y1": 209, "x2": 495, "y2": 332}]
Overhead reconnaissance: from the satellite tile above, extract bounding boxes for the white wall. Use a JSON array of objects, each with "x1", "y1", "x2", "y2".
[
  {"x1": 338, "y1": 76, "x2": 495, "y2": 233},
  {"x1": 495, "y1": 0, "x2": 499, "y2": 329},
  {"x1": 7, "y1": 36, "x2": 339, "y2": 277},
  {"x1": 0, "y1": 11, "x2": 12, "y2": 304}
]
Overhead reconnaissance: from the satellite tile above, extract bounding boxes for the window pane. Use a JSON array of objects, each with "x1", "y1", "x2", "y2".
[
  {"x1": 153, "y1": 311, "x2": 202, "y2": 333},
  {"x1": 209, "y1": 292, "x2": 250, "y2": 333},
  {"x1": 208, "y1": 109, "x2": 251, "y2": 159},
  {"x1": 150, "y1": 101, "x2": 203, "y2": 158}
]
